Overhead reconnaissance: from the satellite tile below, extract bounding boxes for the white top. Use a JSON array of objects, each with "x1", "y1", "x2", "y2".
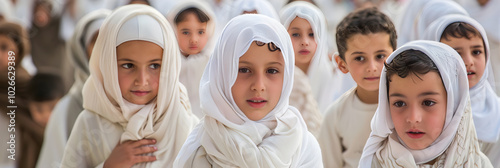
[
  {"x1": 318, "y1": 87, "x2": 378, "y2": 168},
  {"x1": 61, "y1": 5, "x2": 199, "y2": 168},
  {"x1": 36, "y1": 9, "x2": 111, "y2": 168},
  {"x1": 359, "y1": 40, "x2": 492, "y2": 167},
  {"x1": 290, "y1": 66, "x2": 322, "y2": 137},
  {"x1": 174, "y1": 14, "x2": 323, "y2": 168}
]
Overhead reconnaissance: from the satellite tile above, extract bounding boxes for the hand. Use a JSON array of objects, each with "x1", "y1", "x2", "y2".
[{"x1": 103, "y1": 139, "x2": 158, "y2": 168}]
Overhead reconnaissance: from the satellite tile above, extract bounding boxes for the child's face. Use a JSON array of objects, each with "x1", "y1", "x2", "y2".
[
  {"x1": 116, "y1": 40, "x2": 163, "y2": 105},
  {"x1": 175, "y1": 13, "x2": 208, "y2": 56},
  {"x1": 29, "y1": 99, "x2": 59, "y2": 127},
  {"x1": 389, "y1": 72, "x2": 447, "y2": 150},
  {"x1": 0, "y1": 35, "x2": 19, "y2": 68},
  {"x1": 338, "y1": 33, "x2": 392, "y2": 92},
  {"x1": 287, "y1": 17, "x2": 317, "y2": 71},
  {"x1": 440, "y1": 36, "x2": 485, "y2": 88},
  {"x1": 231, "y1": 42, "x2": 284, "y2": 121}
]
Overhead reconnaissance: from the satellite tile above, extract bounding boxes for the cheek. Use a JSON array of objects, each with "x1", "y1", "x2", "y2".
[{"x1": 117, "y1": 70, "x2": 131, "y2": 93}]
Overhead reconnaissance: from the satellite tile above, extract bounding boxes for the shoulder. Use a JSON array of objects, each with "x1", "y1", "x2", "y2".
[
  {"x1": 324, "y1": 88, "x2": 356, "y2": 118},
  {"x1": 297, "y1": 131, "x2": 323, "y2": 167}
]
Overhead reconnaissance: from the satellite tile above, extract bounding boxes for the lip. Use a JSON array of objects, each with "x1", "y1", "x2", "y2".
[
  {"x1": 299, "y1": 49, "x2": 310, "y2": 55},
  {"x1": 466, "y1": 70, "x2": 476, "y2": 78},
  {"x1": 247, "y1": 97, "x2": 267, "y2": 108},
  {"x1": 131, "y1": 90, "x2": 150, "y2": 96},
  {"x1": 189, "y1": 46, "x2": 198, "y2": 50},
  {"x1": 364, "y1": 77, "x2": 379, "y2": 81},
  {"x1": 406, "y1": 129, "x2": 425, "y2": 139}
]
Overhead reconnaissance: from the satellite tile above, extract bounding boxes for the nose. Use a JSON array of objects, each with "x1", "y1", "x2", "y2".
[
  {"x1": 250, "y1": 73, "x2": 266, "y2": 92},
  {"x1": 300, "y1": 36, "x2": 309, "y2": 46},
  {"x1": 190, "y1": 34, "x2": 198, "y2": 45},
  {"x1": 462, "y1": 52, "x2": 474, "y2": 68},
  {"x1": 406, "y1": 105, "x2": 422, "y2": 124},
  {"x1": 134, "y1": 68, "x2": 149, "y2": 86},
  {"x1": 366, "y1": 59, "x2": 378, "y2": 73}
]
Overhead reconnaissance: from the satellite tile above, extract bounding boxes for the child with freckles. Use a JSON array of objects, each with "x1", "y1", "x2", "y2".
[
  {"x1": 61, "y1": 4, "x2": 199, "y2": 168},
  {"x1": 317, "y1": 7, "x2": 396, "y2": 168},
  {"x1": 166, "y1": 0, "x2": 217, "y2": 118},
  {"x1": 359, "y1": 40, "x2": 492, "y2": 167},
  {"x1": 173, "y1": 14, "x2": 322, "y2": 168},
  {"x1": 423, "y1": 14, "x2": 500, "y2": 167}
]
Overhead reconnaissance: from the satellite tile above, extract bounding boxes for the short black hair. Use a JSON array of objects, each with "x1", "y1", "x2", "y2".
[
  {"x1": 336, "y1": 7, "x2": 397, "y2": 60},
  {"x1": 385, "y1": 49, "x2": 439, "y2": 83},
  {"x1": 441, "y1": 22, "x2": 482, "y2": 41},
  {"x1": 175, "y1": 7, "x2": 210, "y2": 24},
  {"x1": 28, "y1": 73, "x2": 65, "y2": 102}
]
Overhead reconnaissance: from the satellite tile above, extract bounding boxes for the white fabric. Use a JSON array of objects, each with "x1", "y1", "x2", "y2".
[
  {"x1": 116, "y1": 15, "x2": 164, "y2": 48},
  {"x1": 280, "y1": 1, "x2": 337, "y2": 112},
  {"x1": 482, "y1": 138, "x2": 500, "y2": 168},
  {"x1": 174, "y1": 14, "x2": 322, "y2": 168},
  {"x1": 228, "y1": 0, "x2": 279, "y2": 21},
  {"x1": 36, "y1": 9, "x2": 111, "y2": 168},
  {"x1": 290, "y1": 66, "x2": 322, "y2": 137},
  {"x1": 423, "y1": 15, "x2": 500, "y2": 143},
  {"x1": 318, "y1": 87, "x2": 378, "y2": 168},
  {"x1": 166, "y1": 0, "x2": 217, "y2": 118},
  {"x1": 84, "y1": 18, "x2": 105, "y2": 46},
  {"x1": 0, "y1": 0, "x2": 13, "y2": 21},
  {"x1": 359, "y1": 40, "x2": 486, "y2": 167},
  {"x1": 61, "y1": 4, "x2": 199, "y2": 168}
]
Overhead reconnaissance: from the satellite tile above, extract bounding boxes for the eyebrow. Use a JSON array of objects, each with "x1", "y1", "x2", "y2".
[
  {"x1": 471, "y1": 45, "x2": 483, "y2": 49},
  {"x1": 181, "y1": 28, "x2": 190, "y2": 31},
  {"x1": 117, "y1": 58, "x2": 162, "y2": 62},
  {"x1": 389, "y1": 91, "x2": 440, "y2": 98},
  {"x1": 239, "y1": 61, "x2": 283, "y2": 66},
  {"x1": 351, "y1": 51, "x2": 365, "y2": 55}
]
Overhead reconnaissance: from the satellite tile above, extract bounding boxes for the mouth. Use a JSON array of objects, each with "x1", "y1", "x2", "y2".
[
  {"x1": 247, "y1": 98, "x2": 267, "y2": 108},
  {"x1": 406, "y1": 130, "x2": 425, "y2": 139},
  {"x1": 189, "y1": 46, "x2": 198, "y2": 50},
  {"x1": 131, "y1": 91, "x2": 151, "y2": 96},
  {"x1": 467, "y1": 71, "x2": 475, "y2": 78},
  {"x1": 364, "y1": 77, "x2": 379, "y2": 81},
  {"x1": 299, "y1": 50, "x2": 310, "y2": 55}
]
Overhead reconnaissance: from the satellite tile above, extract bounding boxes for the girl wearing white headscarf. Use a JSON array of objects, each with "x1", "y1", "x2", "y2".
[
  {"x1": 36, "y1": 9, "x2": 111, "y2": 168},
  {"x1": 280, "y1": 1, "x2": 340, "y2": 113},
  {"x1": 423, "y1": 14, "x2": 500, "y2": 167},
  {"x1": 173, "y1": 14, "x2": 323, "y2": 168},
  {"x1": 228, "y1": 0, "x2": 279, "y2": 21},
  {"x1": 166, "y1": 0, "x2": 216, "y2": 119},
  {"x1": 359, "y1": 40, "x2": 492, "y2": 167},
  {"x1": 61, "y1": 4, "x2": 199, "y2": 168}
]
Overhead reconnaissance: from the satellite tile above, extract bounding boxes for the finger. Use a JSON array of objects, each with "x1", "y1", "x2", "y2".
[
  {"x1": 133, "y1": 155, "x2": 157, "y2": 164},
  {"x1": 131, "y1": 139, "x2": 156, "y2": 148},
  {"x1": 133, "y1": 145, "x2": 158, "y2": 155}
]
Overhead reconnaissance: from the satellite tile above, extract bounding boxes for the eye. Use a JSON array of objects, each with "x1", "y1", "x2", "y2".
[
  {"x1": 376, "y1": 54, "x2": 386, "y2": 59},
  {"x1": 308, "y1": 33, "x2": 314, "y2": 37},
  {"x1": 121, "y1": 63, "x2": 133, "y2": 69},
  {"x1": 267, "y1": 68, "x2": 279, "y2": 74},
  {"x1": 238, "y1": 68, "x2": 250, "y2": 73},
  {"x1": 291, "y1": 33, "x2": 299, "y2": 37},
  {"x1": 393, "y1": 101, "x2": 406, "y2": 107},
  {"x1": 422, "y1": 100, "x2": 435, "y2": 106},
  {"x1": 1, "y1": 44, "x2": 7, "y2": 51},
  {"x1": 182, "y1": 31, "x2": 189, "y2": 35},
  {"x1": 149, "y1": 63, "x2": 161, "y2": 69},
  {"x1": 198, "y1": 31, "x2": 204, "y2": 35},
  {"x1": 354, "y1": 56, "x2": 365, "y2": 62},
  {"x1": 472, "y1": 50, "x2": 482, "y2": 56}
]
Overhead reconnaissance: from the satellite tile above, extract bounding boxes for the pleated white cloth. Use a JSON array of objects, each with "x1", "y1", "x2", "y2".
[
  {"x1": 174, "y1": 14, "x2": 322, "y2": 168},
  {"x1": 228, "y1": 0, "x2": 279, "y2": 21},
  {"x1": 359, "y1": 40, "x2": 492, "y2": 167},
  {"x1": 423, "y1": 14, "x2": 500, "y2": 143},
  {"x1": 280, "y1": 1, "x2": 338, "y2": 112},
  {"x1": 166, "y1": 0, "x2": 217, "y2": 119},
  {"x1": 61, "y1": 4, "x2": 199, "y2": 168},
  {"x1": 36, "y1": 9, "x2": 111, "y2": 168}
]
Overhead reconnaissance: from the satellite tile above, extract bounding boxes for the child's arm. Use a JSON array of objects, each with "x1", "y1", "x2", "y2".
[{"x1": 103, "y1": 139, "x2": 158, "y2": 168}]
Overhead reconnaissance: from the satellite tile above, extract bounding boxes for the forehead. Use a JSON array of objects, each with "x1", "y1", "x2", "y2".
[
  {"x1": 345, "y1": 33, "x2": 392, "y2": 52},
  {"x1": 116, "y1": 40, "x2": 163, "y2": 60},
  {"x1": 239, "y1": 43, "x2": 284, "y2": 64},
  {"x1": 177, "y1": 13, "x2": 207, "y2": 26},
  {"x1": 288, "y1": 17, "x2": 312, "y2": 29},
  {"x1": 388, "y1": 72, "x2": 445, "y2": 96}
]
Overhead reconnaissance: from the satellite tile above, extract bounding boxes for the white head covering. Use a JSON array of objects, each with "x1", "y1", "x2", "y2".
[
  {"x1": 455, "y1": 0, "x2": 500, "y2": 42},
  {"x1": 174, "y1": 14, "x2": 320, "y2": 167},
  {"x1": 0, "y1": 0, "x2": 13, "y2": 21},
  {"x1": 423, "y1": 15, "x2": 500, "y2": 143},
  {"x1": 359, "y1": 40, "x2": 488, "y2": 167},
  {"x1": 165, "y1": 0, "x2": 217, "y2": 118},
  {"x1": 279, "y1": 1, "x2": 336, "y2": 112},
  {"x1": 396, "y1": 0, "x2": 468, "y2": 47},
  {"x1": 82, "y1": 4, "x2": 199, "y2": 167},
  {"x1": 228, "y1": 0, "x2": 279, "y2": 21}
]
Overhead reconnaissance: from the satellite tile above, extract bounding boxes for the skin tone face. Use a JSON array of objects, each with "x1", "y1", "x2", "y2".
[
  {"x1": 232, "y1": 42, "x2": 285, "y2": 121},
  {"x1": 0, "y1": 35, "x2": 19, "y2": 68},
  {"x1": 337, "y1": 33, "x2": 392, "y2": 104},
  {"x1": 389, "y1": 72, "x2": 447, "y2": 150},
  {"x1": 116, "y1": 40, "x2": 163, "y2": 105},
  {"x1": 86, "y1": 31, "x2": 99, "y2": 60},
  {"x1": 175, "y1": 12, "x2": 208, "y2": 57},
  {"x1": 29, "y1": 99, "x2": 59, "y2": 127},
  {"x1": 288, "y1": 17, "x2": 317, "y2": 74},
  {"x1": 440, "y1": 35, "x2": 486, "y2": 89}
]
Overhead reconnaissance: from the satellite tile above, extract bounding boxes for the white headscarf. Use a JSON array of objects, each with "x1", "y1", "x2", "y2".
[
  {"x1": 165, "y1": 0, "x2": 217, "y2": 118},
  {"x1": 396, "y1": 0, "x2": 468, "y2": 47},
  {"x1": 228, "y1": 0, "x2": 279, "y2": 21},
  {"x1": 455, "y1": 0, "x2": 500, "y2": 42},
  {"x1": 423, "y1": 15, "x2": 500, "y2": 143},
  {"x1": 174, "y1": 14, "x2": 320, "y2": 167},
  {"x1": 359, "y1": 40, "x2": 488, "y2": 167},
  {"x1": 0, "y1": 0, "x2": 13, "y2": 21},
  {"x1": 280, "y1": 1, "x2": 337, "y2": 112},
  {"x1": 82, "y1": 4, "x2": 199, "y2": 167}
]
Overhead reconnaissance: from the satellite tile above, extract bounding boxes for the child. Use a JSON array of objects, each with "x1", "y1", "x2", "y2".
[
  {"x1": 173, "y1": 14, "x2": 322, "y2": 167},
  {"x1": 61, "y1": 4, "x2": 199, "y2": 167},
  {"x1": 166, "y1": 0, "x2": 216, "y2": 118},
  {"x1": 36, "y1": 9, "x2": 110, "y2": 168},
  {"x1": 228, "y1": 0, "x2": 279, "y2": 21},
  {"x1": 279, "y1": 1, "x2": 324, "y2": 136},
  {"x1": 359, "y1": 40, "x2": 492, "y2": 167},
  {"x1": 28, "y1": 73, "x2": 65, "y2": 128},
  {"x1": 423, "y1": 14, "x2": 500, "y2": 167},
  {"x1": 317, "y1": 7, "x2": 396, "y2": 168}
]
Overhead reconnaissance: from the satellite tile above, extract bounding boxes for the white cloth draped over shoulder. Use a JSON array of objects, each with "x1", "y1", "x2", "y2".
[
  {"x1": 61, "y1": 4, "x2": 199, "y2": 168},
  {"x1": 423, "y1": 15, "x2": 500, "y2": 143},
  {"x1": 174, "y1": 14, "x2": 322, "y2": 168},
  {"x1": 359, "y1": 40, "x2": 492, "y2": 167},
  {"x1": 280, "y1": 1, "x2": 338, "y2": 112},
  {"x1": 36, "y1": 9, "x2": 111, "y2": 168},
  {"x1": 166, "y1": 0, "x2": 217, "y2": 119}
]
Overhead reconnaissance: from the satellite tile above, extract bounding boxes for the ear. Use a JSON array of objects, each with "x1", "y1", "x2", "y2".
[{"x1": 335, "y1": 54, "x2": 349, "y2": 74}]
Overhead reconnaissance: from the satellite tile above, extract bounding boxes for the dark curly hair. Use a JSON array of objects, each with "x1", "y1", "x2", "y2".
[
  {"x1": 385, "y1": 49, "x2": 439, "y2": 84},
  {"x1": 175, "y1": 7, "x2": 210, "y2": 24}
]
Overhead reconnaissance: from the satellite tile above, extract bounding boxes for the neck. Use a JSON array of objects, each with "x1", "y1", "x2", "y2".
[
  {"x1": 296, "y1": 63, "x2": 309, "y2": 74},
  {"x1": 355, "y1": 86, "x2": 378, "y2": 104}
]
